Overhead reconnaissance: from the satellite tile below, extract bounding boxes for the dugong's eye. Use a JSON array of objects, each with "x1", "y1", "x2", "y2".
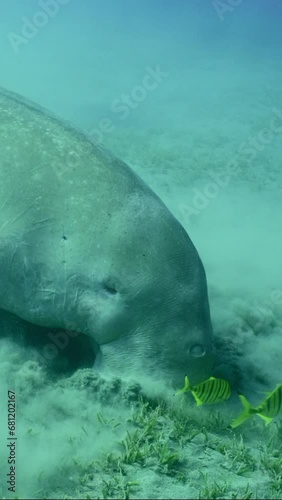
[{"x1": 102, "y1": 279, "x2": 118, "y2": 295}]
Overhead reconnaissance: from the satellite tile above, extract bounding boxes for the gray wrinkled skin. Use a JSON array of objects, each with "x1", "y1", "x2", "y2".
[{"x1": 0, "y1": 88, "x2": 213, "y2": 388}]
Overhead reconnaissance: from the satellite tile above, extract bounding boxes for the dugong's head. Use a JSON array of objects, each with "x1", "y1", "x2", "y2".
[{"x1": 70, "y1": 192, "x2": 214, "y2": 390}]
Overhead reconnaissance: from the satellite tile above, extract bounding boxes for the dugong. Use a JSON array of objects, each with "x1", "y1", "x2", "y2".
[{"x1": 0, "y1": 88, "x2": 213, "y2": 388}]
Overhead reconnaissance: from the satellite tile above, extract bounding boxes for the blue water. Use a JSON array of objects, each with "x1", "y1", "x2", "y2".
[{"x1": 2, "y1": 0, "x2": 282, "y2": 140}]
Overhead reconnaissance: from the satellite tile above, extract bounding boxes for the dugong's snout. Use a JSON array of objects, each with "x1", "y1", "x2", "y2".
[
  {"x1": 161, "y1": 323, "x2": 214, "y2": 388},
  {"x1": 185, "y1": 324, "x2": 214, "y2": 383},
  {"x1": 185, "y1": 342, "x2": 214, "y2": 386}
]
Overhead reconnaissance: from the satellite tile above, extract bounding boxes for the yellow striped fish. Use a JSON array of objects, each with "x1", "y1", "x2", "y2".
[
  {"x1": 176, "y1": 375, "x2": 231, "y2": 406},
  {"x1": 231, "y1": 383, "x2": 282, "y2": 428}
]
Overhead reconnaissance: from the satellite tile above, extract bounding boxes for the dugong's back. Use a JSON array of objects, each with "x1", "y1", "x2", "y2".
[
  {"x1": 0, "y1": 88, "x2": 170, "y2": 274},
  {"x1": 0, "y1": 88, "x2": 213, "y2": 387},
  {"x1": 0, "y1": 87, "x2": 155, "y2": 233}
]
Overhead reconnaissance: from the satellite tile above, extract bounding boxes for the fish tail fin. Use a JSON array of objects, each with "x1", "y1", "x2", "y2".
[
  {"x1": 230, "y1": 394, "x2": 253, "y2": 428},
  {"x1": 175, "y1": 375, "x2": 191, "y2": 395},
  {"x1": 257, "y1": 414, "x2": 273, "y2": 425}
]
